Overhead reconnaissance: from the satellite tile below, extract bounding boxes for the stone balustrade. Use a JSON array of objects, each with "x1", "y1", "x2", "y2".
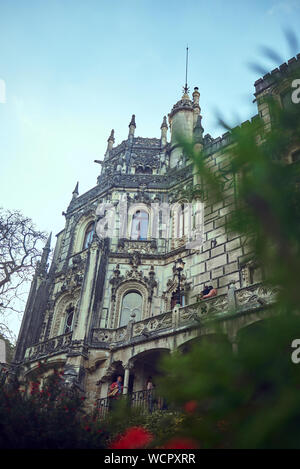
[
  {"x1": 25, "y1": 332, "x2": 73, "y2": 360},
  {"x1": 23, "y1": 282, "x2": 279, "y2": 363}
]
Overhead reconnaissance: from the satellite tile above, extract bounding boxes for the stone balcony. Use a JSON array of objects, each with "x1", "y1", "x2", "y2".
[
  {"x1": 91, "y1": 282, "x2": 279, "y2": 348},
  {"x1": 23, "y1": 283, "x2": 279, "y2": 362},
  {"x1": 25, "y1": 332, "x2": 73, "y2": 361}
]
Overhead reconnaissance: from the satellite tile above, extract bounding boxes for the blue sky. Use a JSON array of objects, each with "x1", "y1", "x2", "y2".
[{"x1": 0, "y1": 0, "x2": 299, "y2": 335}]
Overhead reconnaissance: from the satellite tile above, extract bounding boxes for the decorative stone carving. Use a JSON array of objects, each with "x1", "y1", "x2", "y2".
[
  {"x1": 236, "y1": 284, "x2": 279, "y2": 307},
  {"x1": 117, "y1": 239, "x2": 157, "y2": 254},
  {"x1": 132, "y1": 312, "x2": 172, "y2": 337},
  {"x1": 179, "y1": 294, "x2": 228, "y2": 325}
]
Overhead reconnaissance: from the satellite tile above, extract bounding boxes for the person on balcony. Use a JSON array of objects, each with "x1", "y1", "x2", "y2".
[
  {"x1": 108, "y1": 375, "x2": 123, "y2": 409},
  {"x1": 202, "y1": 285, "x2": 217, "y2": 299},
  {"x1": 197, "y1": 285, "x2": 211, "y2": 301},
  {"x1": 146, "y1": 376, "x2": 154, "y2": 413}
]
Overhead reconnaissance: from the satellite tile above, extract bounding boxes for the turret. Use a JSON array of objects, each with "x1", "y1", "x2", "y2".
[{"x1": 168, "y1": 88, "x2": 194, "y2": 168}]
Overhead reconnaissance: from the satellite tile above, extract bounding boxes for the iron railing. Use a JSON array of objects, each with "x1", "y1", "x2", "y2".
[{"x1": 96, "y1": 389, "x2": 167, "y2": 418}]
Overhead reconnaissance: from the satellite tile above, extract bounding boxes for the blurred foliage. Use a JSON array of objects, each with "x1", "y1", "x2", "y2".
[
  {"x1": 0, "y1": 370, "x2": 107, "y2": 449},
  {"x1": 157, "y1": 315, "x2": 300, "y2": 448},
  {"x1": 154, "y1": 44, "x2": 300, "y2": 448},
  {"x1": 100, "y1": 397, "x2": 182, "y2": 447}
]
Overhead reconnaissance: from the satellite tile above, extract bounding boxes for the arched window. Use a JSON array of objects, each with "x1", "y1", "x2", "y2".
[
  {"x1": 120, "y1": 291, "x2": 142, "y2": 326},
  {"x1": 64, "y1": 304, "x2": 74, "y2": 334},
  {"x1": 130, "y1": 210, "x2": 149, "y2": 241},
  {"x1": 83, "y1": 222, "x2": 94, "y2": 249}
]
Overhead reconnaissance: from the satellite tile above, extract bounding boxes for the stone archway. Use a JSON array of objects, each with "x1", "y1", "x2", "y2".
[
  {"x1": 126, "y1": 348, "x2": 171, "y2": 412},
  {"x1": 50, "y1": 290, "x2": 80, "y2": 338},
  {"x1": 129, "y1": 348, "x2": 170, "y2": 393}
]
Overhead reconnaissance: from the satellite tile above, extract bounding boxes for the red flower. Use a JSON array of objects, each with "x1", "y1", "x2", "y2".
[
  {"x1": 163, "y1": 438, "x2": 199, "y2": 449},
  {"x1": 110, "y1": 427, "x2": 153, "y2": 449},
  {"x1": 184, "y1": 400, "x2": 198, "y2": 414},
  {"x1": 85, "y1": 426, "x2": 91, "y2": 432}
]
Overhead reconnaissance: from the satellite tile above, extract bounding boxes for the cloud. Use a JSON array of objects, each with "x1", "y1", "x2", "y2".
[{"x1": 267, "y1": 0, "x2": 300, "y2": 16}]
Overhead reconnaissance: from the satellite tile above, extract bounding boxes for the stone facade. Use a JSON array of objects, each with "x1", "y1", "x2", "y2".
[{"x1": 13, "y1": 54, "x2": 300, "y2": 410}]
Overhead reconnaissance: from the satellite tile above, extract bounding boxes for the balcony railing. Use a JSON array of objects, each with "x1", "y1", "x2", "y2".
[
  {"x1": 25, "y1": 332, "x2": 73, "y2": 360},
  {"x1": 97, "y1": 389, "x2": 168, "y2": 418},
  {"x1": 91, "y1": 282, "x2": 279, "y2": 347},
  {"x1": 23, "y1": 283, "x2": 278, "y2": 363}
]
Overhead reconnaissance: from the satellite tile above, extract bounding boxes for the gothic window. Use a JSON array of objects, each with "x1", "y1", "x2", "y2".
[
  {"x1": 83, "y1": 222, "x2": 94, "y2": 249},
  {"x1": 64, "y1": 304, "x2": 74, "y2": 334},
  {"x1": 119, "y1": 291, "x2": 142, "y2": 326},
  {"x1": 130, "y1": 210, "x2": 149, "y2": 240}
]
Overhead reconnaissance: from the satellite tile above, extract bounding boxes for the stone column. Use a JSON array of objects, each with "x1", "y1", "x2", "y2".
[{"x1": 123, "y1": 365, "x2": 131, "y2": 395}]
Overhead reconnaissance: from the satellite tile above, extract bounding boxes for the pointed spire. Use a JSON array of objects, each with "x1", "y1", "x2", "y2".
[
  {"x1": 44, "y1": 232, "x2": 52, "y2": 250},
  {"x1": 182, "y1": 45, "x2": 190, "y2": 98},
  {"x1": 193, "y1": 114, "x2": 204, "y2": 148},
  {"x1": 72, "y1": 181, "x2": 79, "y2": 199},
  {"x1": 128, "y1": 114, "x2": 136, "y2": 138},
  {"x1": 39, "y1": 232, "x2": 52, "y2": 273},
  {"x1": 107, "y1": 129, "x2": 115, "y2": 144},
  {"x1": 104, "y1": 129, "x2": 115, "y2": 159}
]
